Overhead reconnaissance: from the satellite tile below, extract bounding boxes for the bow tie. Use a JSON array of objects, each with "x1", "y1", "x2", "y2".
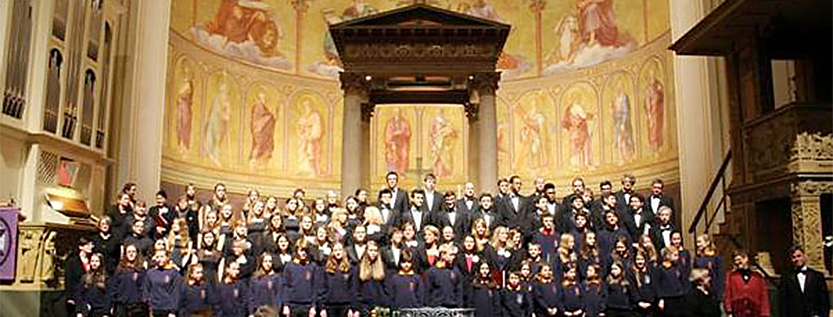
[
  {"x1": 660, "y1": 225, "x2": 672, "y2": 230},
  {"x1": 798, "y1": 268, "x2": 808, "y2": 274}
]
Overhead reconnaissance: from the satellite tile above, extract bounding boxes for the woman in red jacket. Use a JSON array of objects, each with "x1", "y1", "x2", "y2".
[{"x1": 724, "y1": 250, "x2": 771, "y2": 317}]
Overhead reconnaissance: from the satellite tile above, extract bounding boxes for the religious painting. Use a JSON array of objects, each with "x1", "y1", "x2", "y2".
[
  {"x1": 289, "y1": 92, "x2": 328, "y2": 177},
  {"x1": 602, "y1": 71, "x2": 637, "y2": 165},
  {"x1": 171, "y1": 57, "x2": 198, "y2": 155},
  {"x1": 543, "y1": 0, "x2": 636, "y2": 74},
  {"x1": 423, "y1": 106, "x2": 465, "y2": 180},
  {"x1": 376, "y1": 106, "x2": 416, "y2": 177},
  {"x1": 243, "y1": 83, "x2": 282, "y2": 170},
  {"x1": 307, "y1": 0, "x2": 380, "y2": 78},
  {"x1": 496, "y1": 98, "x2": 511, "y2": 175},
  {"x1": 639, "y1": 57, "x2": 666, "y2": 154},
  {"x1": 560, "y1": 82, "x2": 599, "y2": 169},
  {"x1": 202, "y1": 71, "x2": 240, "y2": 167},
  {"x1": 190, "y1": 0, "x2": 291, "y2": 70},
  {"x1": 512, "y1": 90, "x2": 555, "y2": 176},
  {"x1": 451, "y1": 0, "x2": 532, "y2": 79}
]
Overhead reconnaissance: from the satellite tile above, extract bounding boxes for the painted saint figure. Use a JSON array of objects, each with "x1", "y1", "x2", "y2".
[
  {"x1": 645, "y1": 77, "x2": 665, "y2": 151},
  {"x1": 202, "y1": 82, "x2": 232, "y2": 166},
  {"x1": 430, "y1": 113, "x2": 458, "y2": 178},
  {"x1": 176, "y1": 79, "x2": 193, "y2": 152},
  {"x1": 612, "y1": 91, "x2": 635, "y2": 162},
  {"x1": 296, "y1": 99, "x2": 323, "y2": 176},
  {"x1": 577, "y1": 0, "x2": 627, "y2": 47},
  {"x1": 205, "y1": 0, "x2": 283, "y2": 57},
  {"x1": 562, "y1": 99, "x2": 594, "y2": 167},
  {"x1": 249, "y1": 93, "x2": 276, "y2": 163},
  {"x1": 384, "y1": 109, "x2": 411, "y2": 175},
  {"x1": 515, "y1": 104, "x2": 548, "y2": 170}
]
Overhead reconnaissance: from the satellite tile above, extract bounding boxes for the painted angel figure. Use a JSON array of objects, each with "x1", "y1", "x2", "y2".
[
  {"x1": 562, "y1": 99, "x2": 595, "y2": 167},
  {"x1": 202, "y1": 83, "x2": 232, "y2": 166}
]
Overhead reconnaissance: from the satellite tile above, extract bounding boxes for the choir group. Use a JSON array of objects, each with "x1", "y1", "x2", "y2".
[{"x1": 64, "y1": 173, "x2": 829, "y2": 317}]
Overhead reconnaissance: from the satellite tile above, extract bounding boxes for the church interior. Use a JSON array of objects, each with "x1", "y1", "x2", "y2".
[{"x1": 0, "y1": 0, "x2": 830, "y2": 316}]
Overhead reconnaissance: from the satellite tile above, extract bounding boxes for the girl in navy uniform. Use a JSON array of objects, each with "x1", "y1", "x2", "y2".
[
  {"x1": 215, "y1": 260, "x2": 249, "y2": 316},
  {"x1": 283, "y1": 239, "x2": 320, "y2": 317},
  {"x1": 112, "y1": 244, "x2": 147, "y2": 317},
  {"x1": 390, "y1": 250, "x2": 424, "y2": 309},
  {"x1": 605, "y1": 261, "x2": 637, "y2": 317},
  {"x1": 583, "y1": 264, "x2": 606, "y2": 317},
  {"x1": 500, "y1": 271, "x2": 532, "y2": 317},
  {"x1": 655, "y1": 247, "x2": 687, "y2": 317},
  {"x1": 457, "y1": 235, "x2": 481, "y2": 304},
  {"x1": 580, "y1": 231, "x2": 604, "y2": 278},
  {"x1": 670, "y1": 231, "x2": 691, "y2": 289},
  {"x1": 558, "y1": 267, "x2": 585, "y2": 317},
  {"x1": 553, "y1": 233, "x2": 577, "y2": 282},
  {"x1": 178, "y1": 263, "x2": 214, "y2": 316},
  {"x1": 631, "y1": 251, "x2": 656, "y2": 316},
  {"x1": 608, "y1": 236, "x2": 633, "y2": 274},
  {"x1": 693, "y1": 234, "x2": 722, "y2": 299},
  {"x1": 273, "y1": 233, "x2": 294, "y2": 273},
  {"x1": 321, "y1": 242, "x2": 359, "y2": 317},
  {"x1": 531, "y1": 264, "x2": 559, "y2": 317},
  {"x1": 426, "y1": 243, "x2": 464, "y2": 308},
  {"x1": 248, "y1": 253, "x2": 283, "y2": 315},
  {"x1": 358, "y1": 240, "x2": 389, "y2": 316},
  {"x1": 143, "y1": 251, "x2": 183, "y2": 317},
  {"x1": 468, "y1": 262, "x2": 500, "y2": 317},
  {"x1": 77, "y1": 253, "x2": 114, "y2": 317}
]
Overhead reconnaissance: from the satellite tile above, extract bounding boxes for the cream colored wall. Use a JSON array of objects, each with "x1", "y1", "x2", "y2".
[
  {"x1": 670, "y1": 0, "x2": 733, "y2": 240},
  {"x1": 0, "y1": 133, "x2": 25, "y2": 205}
]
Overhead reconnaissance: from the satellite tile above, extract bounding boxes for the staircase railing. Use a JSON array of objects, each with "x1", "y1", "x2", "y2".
[{"x1": 688, "y1": 149, "x2": 732, "y2": 242}]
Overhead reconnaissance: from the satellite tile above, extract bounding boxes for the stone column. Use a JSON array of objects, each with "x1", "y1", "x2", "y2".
[
  {"x1": 466, "y1": 101, "x2": 481, "y2": 189},
  {"x1": 116, "y1": 0, "x2": 171, "y2": 203},
  {"x1": 791, "y1": 181, "x2": 831, "y2": 271},
  {"x1": 339, "y1": 72, "x2": 369, "y2": 198},
  {"x1": 472, "y1": 73, "x2": 500, "y2": 194}
]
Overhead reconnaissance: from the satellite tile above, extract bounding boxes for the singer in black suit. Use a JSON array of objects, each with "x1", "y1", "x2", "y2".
[
  {"x1": 422, "y1": 173, "x2": 443, "y2": 215},
  {"x1": 384, "y1": 171, "x2": 409, "y2": 215},
  {"x1": 780, "y1": 246, "x2": 830, "y2": 317},
  {"x1": 456, "y1": 182, "x2": 480, "y2": 215},
  {"x1": 646, "y1": 179, "x2": 675, "y2": 215}
]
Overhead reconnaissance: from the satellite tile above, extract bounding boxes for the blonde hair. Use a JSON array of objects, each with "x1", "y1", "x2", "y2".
[
  {"x1": 358, "y1": 241, "x2": 385, "y2": 282},
  {"x1": 325, "y1": 242, "x2": 350, "y2": 274},
  {"x1": 363, "y1": 206, "x2": 383, "y2": 226},
  {"x1": 696, "y1": 234, "x2": 717, "y2": 256},
  {"x1": 436, "y1": 243, "x2": 457, "y2": 269},
  {"x1": 489, "y1": 226, "x2": 508, "y2": 250},
  {"x1": 689, "y1": 268, "x2": 710, "y2": 284},
  {"x1": 166, "y1": 218, "x2": 191, "y2": 251}
]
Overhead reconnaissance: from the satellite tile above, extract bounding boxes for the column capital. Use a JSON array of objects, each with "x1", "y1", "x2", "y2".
[
  {"x1": 361, "y1": 102, "x2": 375, "y2": 122},
  {"x1": 470, "y1": 72, "x2": 501, "y2": 95},
  {"x1": 339, "y1": 72, "x2": 370, "y2": 95}
]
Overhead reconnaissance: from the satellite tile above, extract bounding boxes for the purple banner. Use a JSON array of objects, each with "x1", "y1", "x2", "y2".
[{"x1": 0, "y1": 207, "x2": 19, "y2": 280}]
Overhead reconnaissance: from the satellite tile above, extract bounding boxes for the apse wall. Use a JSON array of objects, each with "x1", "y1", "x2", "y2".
[{"x1": 162, "y1": 0, "x2": 678, "y2": 197}]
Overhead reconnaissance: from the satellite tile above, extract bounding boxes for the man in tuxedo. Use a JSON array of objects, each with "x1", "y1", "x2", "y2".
[
  {"x1": 496, "y1": 178, "x2": 511, "y2": 200},
  {"x1": 422, "y1": 173, "x2": 443, "y2": 215},
  {"x1": 646, "y1": 179, "x2": 675, "y2": 216},
  {"x1": 385, "y1": 171, "x2": 409, "y2": 215},
  {"x1": 781, "y1": 246, "x2": 830, "y2": 317},
  {"x1": 614, "y1": 174, "x2": 637, "y2": 208},
  {"x1": 623, "y1": 194, "x2": 654, "y2": 241},
  {"x1": 649, "y1": 206, "x2": 676, "y2": 251},
  {"x1": 473, "y1": 193, "x2": 501, "y2": 231},
  {"x1": 590, "y1": 193, "x2": 618, "y2": 231},
  {"x1": 561, "y1": 177, "x2": 586, "y2": 207},
  {"x1": 430, "y1": 191, "x2": 469, "y2": 239},
  {"x1": 456, "y1": 182, "x2": 480, "y2": 214},
  {"x1": 542, "y1": 183, "x2": 559, "y2": 218},
  {"x1": 531, "y1": 177, "x2": 547, "y2": 201},
  {"x1": 399, "y1": 189, "x2": 430, "y2": 233},
  {"x1": 377, "y1": 189, "x2": 398, "y2": 229},
  {"x1": 500, "y1": 175, "x2": 529, "y2": 230}
]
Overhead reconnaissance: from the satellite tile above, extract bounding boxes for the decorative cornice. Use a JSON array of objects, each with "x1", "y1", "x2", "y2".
[
  {"x1": 791, "y1": 180, "x2": 833, "y2": 197},
  {"x1": 792, "y1": 132, "x2": 833, "y2": 161},
  {"x1": 463, "y1": 102, "x2": 479, "y2": 120}
]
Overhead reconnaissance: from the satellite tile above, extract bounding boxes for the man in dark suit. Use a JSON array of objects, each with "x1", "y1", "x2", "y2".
[
  {"x1": 385, "y1": 171, "x2": 409, "y2": 215},
  {"x1": 472, "y1": 193, "x2": 501, "y2": 231},
  {"x1": 499, "y1": 175, "x2": 530, "y2": 230},
  {"x1": 646, "y1": 179, "x2": 675, "y2": 216},
  {"x1": 781, "y1": 246, "x2": 830, "y2": 317},
  {"x1": 399, "y1": 189, "x2": 431, "y2": 234},
  {"x1": 422, "y1": 173, "x2": 443, "y2": 215},
  {"x1": 531, "y1": 177, "x2": 547, "y2": 201},
  {"x1": 430, "y1": 191, "x2": 469, "y2": 240},
  {"x1": 622, "y1": 194, "x2": 654, "y2": 241},
  {"x1": 649, "y1": 205, "x2": 676, "y2": 251},
  {"x1": 377, "y1": 189, "x2": 398, "y2": 230},
  {"x1": 456, "y1": 182, "x2": 480, "y2": 215},
  {"x1": 614, "y1": 174, "x2": 637, "y2": 209},
  {"x1": 542, "y1": 183, "x2": 559, "y2": 218}
]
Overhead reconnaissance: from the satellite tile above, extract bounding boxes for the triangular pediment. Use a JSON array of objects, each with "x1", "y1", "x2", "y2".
[{"x1": 330, "y1": 4, "x2": 509, "y2": 29}]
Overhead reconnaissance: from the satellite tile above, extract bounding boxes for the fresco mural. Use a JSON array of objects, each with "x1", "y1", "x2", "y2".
[{"x1": 163, "y1": 0, "x2": 678, "y2": 196}]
